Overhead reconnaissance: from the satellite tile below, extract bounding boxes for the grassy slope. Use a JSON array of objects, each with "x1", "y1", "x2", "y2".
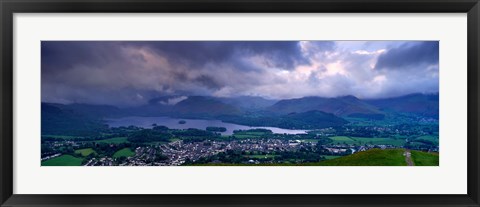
[
  {"x1": 113, "y1": 148, "x2": 135, "y2": 158},
  {"x1": 95, "y1": 137, "x2": 129, "y2": 144},
  {"x1": 411, "y1": 150, "x2": 439, "y2": 166},
  {"x1": 190, "y1": 149, "x2": 439, "y2": 166},
  {"x1": 317, "y1": 149, "x2": 407, "y2": 166},
  {"x1": 74, "y1": 148, "x2": 96, "y2": 157},
  {"x1": 329, "y1": 136, "x2": 406, "y2": 147},
  {"x1": 323, "y1": 155, "x2": 342, "y2": 160},
  {"x1": 42, "y1": 155, "x2": 83, "y2": 166}
]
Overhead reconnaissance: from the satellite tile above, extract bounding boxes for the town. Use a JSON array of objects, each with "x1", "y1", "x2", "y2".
[{"x1": 41, "y1": 123, "x2": 439, "y2": 166}]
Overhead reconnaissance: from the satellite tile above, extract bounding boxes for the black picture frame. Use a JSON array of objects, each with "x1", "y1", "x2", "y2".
[{"x1": 1, "y1": 0, "x2": 479, "y2": 206}]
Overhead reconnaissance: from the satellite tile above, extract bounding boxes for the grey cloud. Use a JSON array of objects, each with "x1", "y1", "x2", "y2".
[
  {"x1": 41, "y1": 41, "x2": 439, "y2": 106},
  {"x1": 127, "y1": 41, "x2": 309, "y2": 70},
  {"x1": 194, "y1": 74, "x2": 223, "y2": 90},
  {"x1": 375, "y1": 41, "x2": 439, "y2": 70}
]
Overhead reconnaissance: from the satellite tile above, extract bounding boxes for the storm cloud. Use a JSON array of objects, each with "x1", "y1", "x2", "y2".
[
  {"x1": 375, "y1": 41, "x2": 439, "y2": 70},
  {"x1": 41, "y1": 41, "x2": 439, "y2": 106}
]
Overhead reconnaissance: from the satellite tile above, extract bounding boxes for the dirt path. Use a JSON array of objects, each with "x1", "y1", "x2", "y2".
[{"x1": 404, "y1": 149, "x2": 414, "y2": 166}]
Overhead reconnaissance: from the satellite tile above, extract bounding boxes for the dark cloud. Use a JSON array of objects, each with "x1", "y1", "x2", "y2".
[
  {"x1": 41, "y1": 41, "x2": 121, "y2": 74},
  {"x1": 374, "y1": 41, "x2": 439, "y2": 70},
  {"x1": 126, "y1": 41, "x2": 309, "y2": 70},
  {"x1": 194, "y1": 75, "x2": 223, "y2": 90},
  {"x1": 41, "y1": 41, "x2": 310, "y2": 106},
  {"x1": 41, "y1": 41, "x2": 439, "y2": 106}
]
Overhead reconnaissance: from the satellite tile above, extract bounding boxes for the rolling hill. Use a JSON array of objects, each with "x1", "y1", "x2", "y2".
[
  {"x1": 172, "y1": 96, "x2": 243, "y2": 117},
  {"x1": 365, "y1": 93, "x2": 439, "y2": 119},
  {"x1": 41, "y1": 103, "x2": 108, "y2": 136},
  {"x1": 190, "y1": 149, "x2": 439, "y2": 166},
  {"x1": 42, "y1": 93, "x2": 438, "y2": 134},
  {"x1": 216, "y1": 96, "x2": 277, "y2": 110},
  {"x1": 219, "y1": 110, "x2": 348, "y2": 129},
  {"x1": 317, "y1": 148, "x2": 439, "y2": 166},
  {"x1": 51, "y1": 103, "x2": 124, "y2": 118},
  {"x1": 267, "y1": 95, "x2": 385, "y2": 119}
]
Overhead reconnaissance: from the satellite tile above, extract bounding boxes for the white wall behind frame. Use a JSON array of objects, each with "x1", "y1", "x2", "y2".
[{"x1": 13, "y1": 13, "x2": 467, "y2": 194}]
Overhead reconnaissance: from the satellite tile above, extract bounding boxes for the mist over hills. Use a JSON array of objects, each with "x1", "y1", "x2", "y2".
[
  {"x1": 267, "y1": 95, "x2": 385, "y2": 119},
  {"x1": 365, "y1": 93, "x2": 439, "y2": 119},
  {"x1": 43, "y1": 93, "x2": 439, "y2": 119},
  {"x1": 41, "y1": 93, "x2": 438, "y2": 135},
  {"x1": 266, "y1": 93, "x2": 439, "y2": 119}
]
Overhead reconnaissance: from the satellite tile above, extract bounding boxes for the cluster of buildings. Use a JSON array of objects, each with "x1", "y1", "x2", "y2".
[
  {"x1": 84, "y1": 157, "x2": 114, "y2": 166},
  {"x1": 103, "y1": 139, "x2": 317, "y2": 166},
  {"x1": 40, "y1": 153, "x2": 61, "y2": 161},
  {"x1": 78, "y1": 139, "x2": 409, "y2": 166}
]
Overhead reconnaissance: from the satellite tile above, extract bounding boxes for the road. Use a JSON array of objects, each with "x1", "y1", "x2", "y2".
[{"x1": 404, "y1": 149, "x2": 414, "y2": 166}]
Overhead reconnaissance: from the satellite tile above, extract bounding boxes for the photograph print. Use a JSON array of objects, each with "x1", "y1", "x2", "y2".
[{"x1": 41, "y1": 41, "x2": 439, "y2": 166}]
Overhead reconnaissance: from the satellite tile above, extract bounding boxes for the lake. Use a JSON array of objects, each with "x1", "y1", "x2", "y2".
[{"x1": 105, "y1": 116, "x2": 308, "y2": 135}]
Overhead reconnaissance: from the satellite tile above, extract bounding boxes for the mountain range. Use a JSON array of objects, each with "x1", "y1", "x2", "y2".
[{"x1": 41, "y1": 93, "x2": 438, "y2": 135}]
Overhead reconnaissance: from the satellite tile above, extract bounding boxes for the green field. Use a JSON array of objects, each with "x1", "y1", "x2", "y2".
[
  {"x1": 234, "y1": 134, "x2": 261, "y2": 138},
  {"x1": 245, "y1": 154, "x2": 279, "y2": 159},
  {"x1": 353, "y1": 137, "x2": 405, "y2": 146},
  {"x1": 42, "y1": 155, "x2": 83, "y2": 166},
  {"x1": 113, "y1": 148, "x2": 135, "y2": 158},
  {"x1": 43, "y1": 135, "x2": 79, "y2": 139},
  {"x1": 408, "y1": 141, "x2": 427, "y2": 147},
  {"x1": 329, "y1": 136, "x2": 406, "y2": 146},
  {"x1": 323, "y1": 155, "x2": 342, "y2": 160},
  {"x1": 330, "y1": 136, "x2": 356, "y2": 144},
  {"x1": 74, "y1": 148, "x2": 96, "y2": 157},
  {"x1": 411, "y1": 151, "x2": 439, "y2": 166},
  {"x1": 95, "y1": 137, "x2": 129, "y2": 144},
  {"x1": 232, "y1": 130, "x2": 271, "y2": 139},
  {"x1": 413, "y1": 135, "x2": 439, "y2": 145},
  {"x1": 233, "y1": 132, "x2": 263, "y2": 138}
]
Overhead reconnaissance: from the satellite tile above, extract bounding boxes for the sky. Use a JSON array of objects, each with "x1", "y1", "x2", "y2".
[{"x1": 41, "y1": 41, "x2": 439, "y2": 107}]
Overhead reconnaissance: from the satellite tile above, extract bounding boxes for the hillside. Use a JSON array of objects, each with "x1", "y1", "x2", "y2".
[
  {"x1": 42, "y1": 93, "x2": 437, "y2": 121},
  {"x1": 42, "y1": 93, "x2": 438, "y2": 133},
  {"x1": 365, "y1": 93, "x2": 439, "y2": 119},
  {"x1": 216, "y1": 96, "x2": 277, "y2": 110},
  {"x1": 317, "y1": 148, "x2": 439, "y2": 166},
  {"x1": 282, "y1": 110, "x2": 349, "y2": 129},
  {"x1": 219, "y1": 110, "x2": 348, "y2": 129},
  {"x1": 52, "y1": 103, "x2": 124, "y2": 118},
  {"x1": 173, "y1": 96, "x2": 242, "y2": 117},
  {"x1": 41, "y1": 103, "x2": 108, "y2": 136},
  {"x1": 126, "y1": 96, "x2": 245, "y2": 117},
  {"x1": 267, "y1": 96, "x2": 384, "y2": 119},
  {"x1": 189, "y1": 149, "x2": 439, "y2": 166}
]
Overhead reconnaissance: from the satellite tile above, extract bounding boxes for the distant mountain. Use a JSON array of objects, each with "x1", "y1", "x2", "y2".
[
  {"x1": 172, "y1": 96, "x2": 242, "y2": 117},
  {"x1": 124, "y1": 104, "x2": 172, "y2": 117},
  {"x1": 126, "y1": 98, "x2": 174, "y2": 116},
  {"x1": 51, "y1": 103, "x2": 124, "y2": 118},
  {"x1": 365, "y1": 93, "x2": 439, "y2": 119},
  {"x1": 128, "y1": 95, "x2": 245, "y2": 117},
  {"x1": 41, "y1": 103, "x2": 108, "y2": 136},
  {"x1": 220, "y1": 110, "x2": 348, "y2": 130},
  {"x1": 41, "y1": 93, "x2": 438, "y2": 133},
  {"x1": 283, "y1": 110, "x2": 349, "y2": 129},
  {"x1": 216, "y1": 96, "x2": 277, "y2": 110},
  {"x1": 267, "y1": 95, "x2": 384, "y2": 119}
]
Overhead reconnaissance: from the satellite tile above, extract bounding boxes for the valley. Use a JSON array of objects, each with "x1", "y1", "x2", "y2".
[{"x1": 41, "y1": 93, "x2": 439, "y2": 166}]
